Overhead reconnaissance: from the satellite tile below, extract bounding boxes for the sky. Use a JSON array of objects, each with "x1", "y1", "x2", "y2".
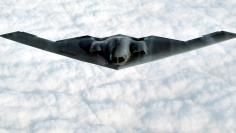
[{"x1": 0, "y1": 0, "x2": 236, "y2": 133}]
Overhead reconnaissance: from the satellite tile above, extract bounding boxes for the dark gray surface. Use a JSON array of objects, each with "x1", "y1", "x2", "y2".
[{"x1": 1, "y1": 31, "x2": 235, "y2": 69}]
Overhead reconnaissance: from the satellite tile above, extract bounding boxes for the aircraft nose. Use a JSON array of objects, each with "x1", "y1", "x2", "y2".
[
  {"x1": 108, "y1": 36, "x2": 132, "y2": 65},
  {"x1": 111, "y1": 43, "x2": 130, "y2": 65}
]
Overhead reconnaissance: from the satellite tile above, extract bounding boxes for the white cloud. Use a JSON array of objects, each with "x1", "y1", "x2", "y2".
[{"x1": 0, "y1": 0, "x2": 235, "y2": 132}]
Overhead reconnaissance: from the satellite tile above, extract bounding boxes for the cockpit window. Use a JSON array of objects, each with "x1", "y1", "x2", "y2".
[
  {"x1": 118, "y1": 57, "x2": 125, "y2": 63},
  {"x1": 112, "y1": 57, "x2": 126, "y2": 64}
]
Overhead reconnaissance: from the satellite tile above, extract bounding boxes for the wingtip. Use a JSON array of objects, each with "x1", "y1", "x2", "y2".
[
  {"x1": 0, "y1": 31, "x2": 21, "y2": 38},
  {"x1": 203, "y1": 31, "x2": 236, "y2": 40},
  {"x1": 0, "y1": 32, "x2": 13, "y2": 38},
  {"x1": 218, "y1": 31, "x2": 236, "y2": 37},
  {"x1": 0, "y1": 31, "x2": 37, "y2": 40}
]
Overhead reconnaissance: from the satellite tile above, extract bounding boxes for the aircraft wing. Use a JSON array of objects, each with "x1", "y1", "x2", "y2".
[
  {"x1": 0, "y1": 31, "x2": 117, "y2": 69},
  {"x1": 120, "y1": 31, "x2": 236, "y2": 68}
]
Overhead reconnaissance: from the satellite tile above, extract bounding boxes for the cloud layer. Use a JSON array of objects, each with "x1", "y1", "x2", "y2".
[{"x1": 0, "y1": 0, "x2": 235, "y2": 132}]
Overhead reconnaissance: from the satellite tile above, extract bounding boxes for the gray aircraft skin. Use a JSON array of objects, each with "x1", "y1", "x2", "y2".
[{"x1": 1, "y1": 31, "x2": 236, "y2": 70}]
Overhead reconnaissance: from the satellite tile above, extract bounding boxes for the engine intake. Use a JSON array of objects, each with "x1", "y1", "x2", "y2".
[{"x1": 130, "y1": 41, "x2": 147, "y2": 56}]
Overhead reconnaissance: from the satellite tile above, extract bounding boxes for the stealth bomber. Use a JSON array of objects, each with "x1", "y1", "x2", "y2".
[{"x1": 1, "y1": 31, "x2": 235, "y2": 69}]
